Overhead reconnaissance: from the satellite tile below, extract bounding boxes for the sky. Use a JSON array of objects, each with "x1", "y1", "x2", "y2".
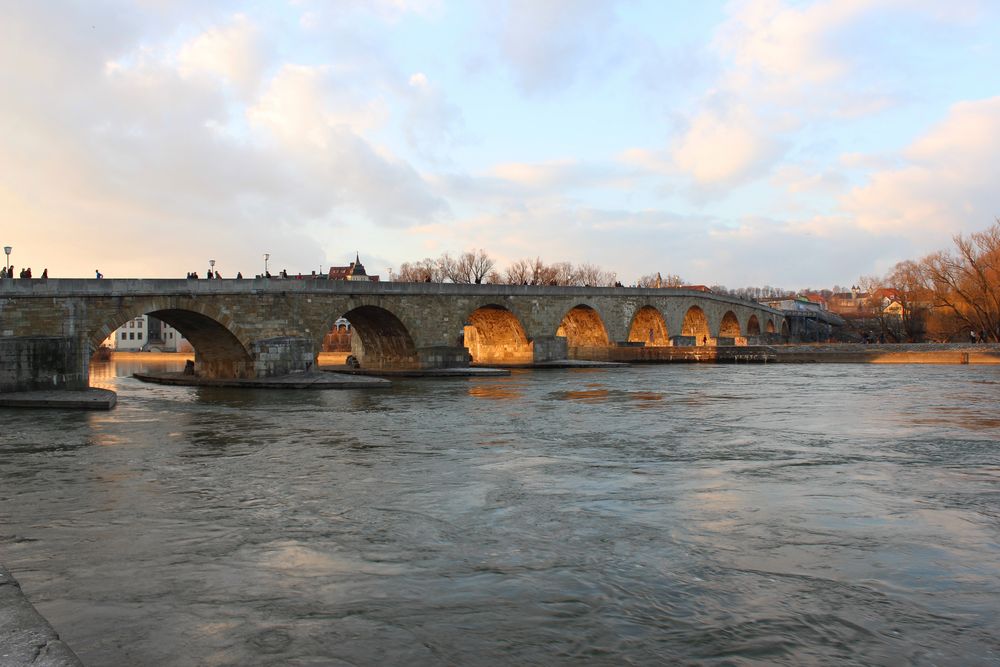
[{"x1": 2, "y1": 0, "x2": 999, "y2": 289}]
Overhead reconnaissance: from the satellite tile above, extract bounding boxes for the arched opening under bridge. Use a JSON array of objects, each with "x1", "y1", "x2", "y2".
[
  {"x1": 681, "y1": 306, "x2": 710, "y2": 345},
  {"x1": 766, "y1": 319, "x2": 776, "y2": 334},
  {"x1": 719, "y1": 311, "x2": 741, "y2": 338},
  {"x1": 338, "y1": 305, "x2": 418, "y2": 369},
  {"x1": 557, "y1": 305, "x2": 610, "y2": 349},
  {"x1": 627, "y1": 306, "x2": 670, "y2": 347},
  {"x1": 747, "y1": 314, "x2": 761, "y2": 336},
  {"x1": 89, "y1": 307, "x2": 252, "y2": 382},
  {"x1": 781, "y1": 320, "x2": 789, "y2": 337},
  {"x1": 463, "y1": 305, "x2": 532, "y2": 365},
  {"x1": 317, "y1": 317, "x2": 353, "y2": 365}
]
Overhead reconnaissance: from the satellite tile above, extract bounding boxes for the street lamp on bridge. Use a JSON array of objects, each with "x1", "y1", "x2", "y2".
[
  {"x1": 264, "y1": 253, "x2": 270, "y2": 277},
  {"x1": 3, "y1": 246, "x2": 10, "y2": 274},
  {"x1": 209, "y1": 259, "x2": 216, "y2": 278}
]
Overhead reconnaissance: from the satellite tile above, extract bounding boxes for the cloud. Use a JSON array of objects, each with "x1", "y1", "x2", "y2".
[
  {"x1": 0, "y1": 3, "x2": 447, "y2": 278},
  {"x1": 399, "y1": 72, "x2": 464, "y2": 161},
  {"x1": 177, "y1": 14, "x2": 267, "y2": 96},
  {"x1": 664, "y1": 0, "x2": 982, "y2": 190},
  {"x1": 248, "y1": 64, "x2": 389, "y2": 144},
  {"x1": 490, "y1": 0, "x2": 624, "y2": 94},
  {"x1": 842, "y1": 96, "x2": 1000, "y2": 241},
  {"x1": 671, "y1": 105, "x2": 784, "y2": 187}
]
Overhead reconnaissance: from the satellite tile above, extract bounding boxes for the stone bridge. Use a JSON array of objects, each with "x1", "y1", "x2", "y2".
[{"x1": 0, "y1": 279, "x2": 786, "y2": 391}]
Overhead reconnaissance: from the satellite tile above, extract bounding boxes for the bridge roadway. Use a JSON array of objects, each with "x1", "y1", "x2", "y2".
[{"x1": 0, "y1": 278, "x2": 785, "y2": 392}]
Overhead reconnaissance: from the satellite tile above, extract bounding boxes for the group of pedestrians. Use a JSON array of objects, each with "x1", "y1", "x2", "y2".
[
  {"x1": 1, "y1": 267, "x2": 47, "y2": 279},
  {"x1": 186, "y1": 270, "x2": 243, "y2": 279},
  {"x1": 970, "y1": 330, "x2": 990, "y2": 344}
]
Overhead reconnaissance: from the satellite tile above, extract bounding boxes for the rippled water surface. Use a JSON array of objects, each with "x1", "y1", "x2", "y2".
[{"x1": 2, "y1": 361, "x2": 1000, "y2": 666}]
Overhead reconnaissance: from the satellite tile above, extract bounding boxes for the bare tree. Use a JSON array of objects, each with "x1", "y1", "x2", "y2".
[
  {"x1": 460, "y1": 249, "x2": 495, "y2": 284},
  {"x1": 437, "y1": 253, "x2": 462, "y2": 283},
  {"x1": 637, "y1": 273, "x2": 659, "y2": 288},
  {"x1": 503, "y1": 258, "x2": 533, "y2": 284},
  {"x1": 857, "y1": 274, "x2": 900, "y2": 341},
  {"x1": 637, "y1": 272, "x2": 686, "y2": 288},
  {"x1": 396, "y1": 258, "x2": 440, "y2": 282},
  {"x1": 574, "y1": 263, "x2": 617, "y2": 287},
  {"x1": 920, "y1": 221, "x2": 1000, "y2": 341},
  {"x1": 884, "y1": 259, "x2": 930, "y2": 342},
  {"x1": 532, "y1": 258, "x2": 561, "y2": 285}
]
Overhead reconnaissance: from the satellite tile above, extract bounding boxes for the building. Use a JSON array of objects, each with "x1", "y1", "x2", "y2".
[
  {"x1": 328, "y1": 254, "x2": 379, "y2": 282},
  {"x1": 101, "y1": 315, "x2": 189, "y2": 352},
  {"x1": 761, "y1": 296, "x2": 825, "y2": 312},
  {"x1": 322, "y1": 316, "x2": 353, "y2": 352},
  {"x1": 828, "y1": 287, "x2": 870, "y2": 317}
]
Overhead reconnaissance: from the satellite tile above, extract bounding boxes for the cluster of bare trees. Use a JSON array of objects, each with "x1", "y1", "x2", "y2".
[
  {"x1": 861, "y1": 220, "x2": 1000, "y2": 342},
  {"x1": 636, "y1": 273, "x2": 686, "y2": 288},
  {"x1": 395, "y1": 251, "x2": 620, "y2": 287},
  {"x1": 396, "y1": 249, "x2": 496, "y2": 284},
  {"x1": 500, "y1": 258, "x2": 617, "y2": 286},
  {"x1": 710, "y1": 285, "x2": 794, "y2": 300}
]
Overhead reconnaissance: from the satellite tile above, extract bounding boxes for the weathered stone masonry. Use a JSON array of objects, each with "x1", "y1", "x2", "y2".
[{"x1": 0, "y1": 279, "x2": 785, "y2": 389}]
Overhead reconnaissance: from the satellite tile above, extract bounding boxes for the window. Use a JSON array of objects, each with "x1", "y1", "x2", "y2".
[
  {"x1": 138, "y1": 332, "x2": 143, "y2": 340},
  {"x1": 129, "y1": 332, "x2": 135, "y2": 340},
  {"x1": 121, "y1": 332, "x2": 126, "y2": 340}
]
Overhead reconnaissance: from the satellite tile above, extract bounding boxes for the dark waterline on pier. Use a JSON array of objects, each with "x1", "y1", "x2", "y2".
[{"x1": 2, "y1": 360, "x2": 999, "y2": 665}]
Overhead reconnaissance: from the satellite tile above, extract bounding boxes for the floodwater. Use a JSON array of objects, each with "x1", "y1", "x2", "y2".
[{"x1": 2, "y1": 360, "x2": 999, "y2": 666}]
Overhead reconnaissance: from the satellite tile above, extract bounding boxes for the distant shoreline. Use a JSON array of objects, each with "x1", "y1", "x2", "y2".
[{"x1": 770, "y1": 343, "x2": 1000, "y2": 365}]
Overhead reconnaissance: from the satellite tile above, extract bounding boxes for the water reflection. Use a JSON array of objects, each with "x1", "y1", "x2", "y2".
[{"x1": 468, "y1": 384, "x2": 523, "y2": 401}]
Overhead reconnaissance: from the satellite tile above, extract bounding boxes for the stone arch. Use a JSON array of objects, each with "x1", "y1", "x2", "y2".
[
  {"x1": 627, "y1": 305, "x2": 670, "y2": 347},
  {"x1": 340, "y1": 305, "x2": 418, "y2": 369},
  {"x1": 557, "y1": 304, "x2": 610, "y2": 347},
  {"x1": 463, "y1": 304, "x2": 532, "y2": 365},
  {"x1": 766, "y1": 318, "x2": 776, "y2": 334},
  {"x1": 718, "y1": 311, "x2": 741, "y2": 338},
  {"x1": 681, "y1": 305, "x2": 710, "y2": 342},
  {"x1": 780, "y1": 320, "x2": 789, "y2": 337},
  {"x1": 91, "y1": 300, "x2": 255, "y2": 378},
  {"x1": 746, "y1": 314, "x2": 761, "y2": 336}
]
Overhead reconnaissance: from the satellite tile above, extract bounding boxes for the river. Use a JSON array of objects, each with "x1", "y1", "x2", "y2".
[{"x1": 2, "y1": 360, "x2": 999, "y2": 665}]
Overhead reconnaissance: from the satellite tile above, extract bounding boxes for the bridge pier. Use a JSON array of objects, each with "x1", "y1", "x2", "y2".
[
  {"x1": 416, "y1": 345, "x2": 471, "y2": 369},
  {"x1": 247, "y1": 336, "x2": 315, "y2": 377},
  {"x1": 531, "y1": 335, "x2": 568, "y2": 363},
  {"x1": 0, "y1": 336, "x2": 88, "y2": 392}
]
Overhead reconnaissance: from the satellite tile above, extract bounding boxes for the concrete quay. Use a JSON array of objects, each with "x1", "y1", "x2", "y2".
[
  {"x1": 320, "y1": 365, "x2": 511, "y2": 378},
  {"x1": 133, "y1": 370, "x2": 391, "y2": 388},
  {"x1": 0, "y1": 388, "x2": 116, "y2": 410},
  {"x1": 771, "y1": 343, "x2": 1000, "y2": 364},
  {"x1": 569, "y1": 345, "x2": 778, "y2": 364},
  {"x1": 0, "y1": 565, "x2": 82, "y2": 667}
]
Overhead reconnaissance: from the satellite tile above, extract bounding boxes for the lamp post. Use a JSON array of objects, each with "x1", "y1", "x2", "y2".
[
  {"x1": 264, "y1": 253, "x2": 270, "y2": 276},
  {"x1": 3, "y1": 246, "x2": 10, "y2": 274},
  {"x1": 209, "y1": 259, "x2": 216, "y2": 278}
]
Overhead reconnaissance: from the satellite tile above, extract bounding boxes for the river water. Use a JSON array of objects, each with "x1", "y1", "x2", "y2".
[{"x1": 2, "y1": 360, "x2": 999, "y2": 666}]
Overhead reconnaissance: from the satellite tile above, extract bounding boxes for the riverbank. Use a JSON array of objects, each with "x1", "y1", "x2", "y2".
[
  {"x1": 0, "y1": 565, "x2": 82, "y2": 666},
  {"x1": 771, "y1": 343, "x2": 1000, "y2": 364}
]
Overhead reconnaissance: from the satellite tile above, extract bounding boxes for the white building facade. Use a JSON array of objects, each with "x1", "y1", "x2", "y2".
[{"x1": 101, "y1": 315, "x2": 189, "y2": 352}]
